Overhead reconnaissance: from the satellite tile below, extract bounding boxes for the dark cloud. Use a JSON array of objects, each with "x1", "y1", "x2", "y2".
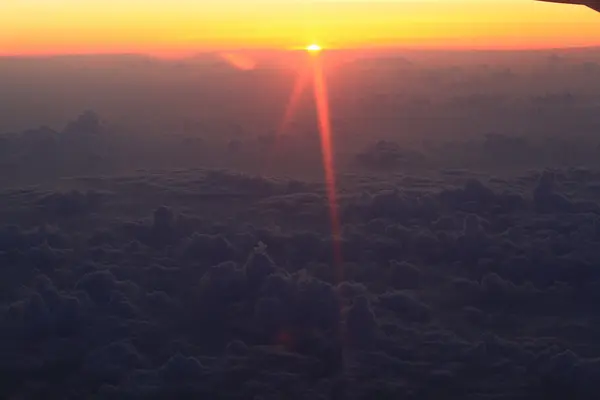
[
  {"x1": 355, "y1": 140, "x2": 426, "y2": 170},
  {"x1": 64, "y1": 110, "x2": 105, "y2": 136},
  {"x1": 2, "y1": 166, "x2": 600, "y2": 399}
]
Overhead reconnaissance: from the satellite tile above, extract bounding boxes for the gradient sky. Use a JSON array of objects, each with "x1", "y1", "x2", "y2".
[{"x1": 2, "y1": 0, "x2": 600, "y2": 56}]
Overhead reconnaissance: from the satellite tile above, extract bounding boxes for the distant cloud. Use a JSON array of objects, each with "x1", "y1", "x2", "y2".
[{"x1": 219, "y1": 53, "x2": 257, "y2": 71}]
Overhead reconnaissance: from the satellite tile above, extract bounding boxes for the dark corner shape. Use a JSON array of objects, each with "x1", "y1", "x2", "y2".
[{"x1": 536, "y1": 0, "x2": 600, "y2": 13}]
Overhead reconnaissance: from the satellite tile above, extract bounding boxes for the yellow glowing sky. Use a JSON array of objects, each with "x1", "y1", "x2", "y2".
[{"x1": 1, "y1": 0, "x2": 600, "y2": 56}]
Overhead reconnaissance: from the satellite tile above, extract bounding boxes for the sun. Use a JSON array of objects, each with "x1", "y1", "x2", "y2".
[{"x1": 306, "y1": 44, "x2": 322, "y2": 53}]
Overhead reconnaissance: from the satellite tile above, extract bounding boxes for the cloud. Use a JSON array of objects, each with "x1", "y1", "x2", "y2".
[
  {"x1": 4, "y1": 91, "x2": 600, "y2": 399},
  {"x1": 63, "y1": 110, "x2": 105, "y2": 136}
]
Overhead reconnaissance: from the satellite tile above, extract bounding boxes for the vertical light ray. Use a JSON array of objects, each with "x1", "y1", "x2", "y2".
[
  {"x1": 265, "y1": 47, "x2": 348, "y2": 369},
  {"x1": 278, "y1": 69, "x2": 310, "y2": 136},
  {"x1": 310, "y1": 52, "x2": 349, "y2": 372},
  {"x1": 310, "y1": 52, "x2": 344, "y2": 279},
  {"x1": 260, "y1": 67, "x2": 310, "y2": 175}
]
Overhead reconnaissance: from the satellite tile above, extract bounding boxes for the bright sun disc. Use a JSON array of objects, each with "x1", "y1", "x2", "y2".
[{"x1": 306, "y1": 44, "x2": 322, "y2": 52}]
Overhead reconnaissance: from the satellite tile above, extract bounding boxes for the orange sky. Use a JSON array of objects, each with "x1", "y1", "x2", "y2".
[{"x1": 1, "y1": 0, "x2": 600, "y2": 56}]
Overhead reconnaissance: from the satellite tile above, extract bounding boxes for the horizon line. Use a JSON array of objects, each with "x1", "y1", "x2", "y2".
[{"x1": 1, "y1": 44, "x2": 600, "y2": 60}]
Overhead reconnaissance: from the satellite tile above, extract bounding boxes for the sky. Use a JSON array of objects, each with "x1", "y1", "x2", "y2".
[{"x1": 1, "y1": 0, "x2": 600, "y2": 56}]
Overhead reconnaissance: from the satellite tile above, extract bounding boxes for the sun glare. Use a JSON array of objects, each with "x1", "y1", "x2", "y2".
[{"x1": 306, "y1": 44, "x2": 322, "y2": 53}]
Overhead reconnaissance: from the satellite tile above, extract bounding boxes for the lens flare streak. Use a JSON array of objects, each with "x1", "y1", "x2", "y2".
[
  {"x1": 278, "y1": 70, "x2": 310, "y2": 136},
  {"x1": 261, "y1": 69, "x2": 310, "y2": 174},
  {"x1": 268, "y1": 48, "x2": 344, "y2": 280},
  {"x1": 310, "y1": 54, "x2": 344, "y2": 278}
]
